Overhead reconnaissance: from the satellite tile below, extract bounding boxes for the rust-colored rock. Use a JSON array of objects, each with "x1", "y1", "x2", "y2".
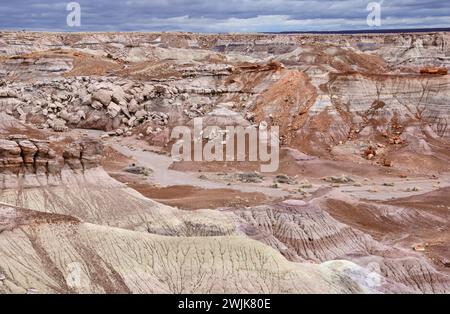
[
  {"x1": 364, "y1": 146, "x2": 377, "y2": 160},
  {"x1": 382, "y1": 159, "x2": 393, "y2": 167},
  {"x1": 420, "y1": 67, "x2": 448, "y2": 75}
]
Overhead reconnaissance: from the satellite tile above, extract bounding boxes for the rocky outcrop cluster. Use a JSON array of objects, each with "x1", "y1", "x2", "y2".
[
  {"x1": 0, "y1": 77, "x2": 243, "y2": 135},
  {"x1": 0, "y1": 135, "x2": 103, "y2": 175},
  {"x1": 0, "y1": 86, "x2": 24, "y2": 120}
]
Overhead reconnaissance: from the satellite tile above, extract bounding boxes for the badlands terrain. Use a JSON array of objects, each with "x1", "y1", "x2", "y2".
[{"x1": 0, "y1": 31, "x2": 449, "y2": 294}]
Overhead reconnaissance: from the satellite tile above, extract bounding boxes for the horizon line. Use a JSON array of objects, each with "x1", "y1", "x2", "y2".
[{"x1": 0, "y1": 27, "x2": 449, "y2": 35}]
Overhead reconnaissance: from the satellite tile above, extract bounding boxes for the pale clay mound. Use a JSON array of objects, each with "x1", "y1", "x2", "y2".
[
  {"x1": 233, "y1": 202, "x2": 450, "y2": 293},
  {"x1": 0, "y1": 203, "x2": 403, "y2": 294}
]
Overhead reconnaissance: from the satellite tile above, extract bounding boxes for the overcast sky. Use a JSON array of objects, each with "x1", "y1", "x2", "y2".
[{"x1": 0, "y1": 0, "x2": 449, "y2": 32}]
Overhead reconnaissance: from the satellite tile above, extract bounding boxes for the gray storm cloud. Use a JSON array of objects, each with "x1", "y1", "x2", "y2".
[{"x1": 0, "y1": 0, "x2": 449, "y2": 32}]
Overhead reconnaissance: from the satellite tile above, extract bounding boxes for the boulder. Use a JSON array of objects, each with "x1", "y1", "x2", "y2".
[
  {"x1": 127, "y1": 116, "x2": 137, "y2": 127},
  {"x1": 68, "y1": 113, "x2": 82, "y2": 124},
  {"x1": 80, "y1": 92, "x2": 92, "y2": 106},
  {"x1": 18, "y1": 140, "x2": 38, "y2": 164},
  {"x1": 323, "y1": 175, "x2": 355, "y2": 184},
  {"x1": 128, "y1": 99, "x2": 139, "y2": 113},
  {"x1": 120, "y1": 105, "x2": 131, "y2": 118},
  {"x1": 58, "y1": 109, "x2": 71, "y2": 122},
  {"x1": 135, "y1": 109, "x2": 147, "y2": 121},
  {"x1": 111, "y1": 86, "x2": 126, "y2": 104},
  {"x1": 274, "y1": 175, "x2": 297, "y2": 185},
  {"x1": 107, "y1": 102, "x2": 121, "y2": 118},
  {"x1": 125, "y1": 166, "x2": 152, "y2": 176},
  {"x1": 48, "y1": 118, "x2": 67, "y2": 132}
]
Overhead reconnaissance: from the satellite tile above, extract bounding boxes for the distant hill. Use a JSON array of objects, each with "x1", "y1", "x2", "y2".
[{"x1": 268, "y1": 28, "x2": 450, "y2": 34}]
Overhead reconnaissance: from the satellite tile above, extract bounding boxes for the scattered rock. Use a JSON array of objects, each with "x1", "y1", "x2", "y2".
[
  {"x1": 48, "y1": 118, "x2": 67, "y2": 132},
  {"x1": 413, "y1": 244, "x2": 427, "y2": 252},
  {"x1": 128, "y1": 99, "x2": 139, "y2": 113},
  {"x1": 389, "y1": 136, "x2": 404, "y2": 145},
  {"x1": 237, "y1": 172, "x2": 264, "y2": 183},
  {"x1": 91, "y1": 100, "x2": 104, "y2": 110},
  {"x1": 364, "y1": 146, "x2": 377, "y2": 160},
  {"x1": 382, "y1": 159, "x2": 393, "y2": 167},
  {"x1": 299, "y1": 180, "x2": 313, "y2": 189},
  {"x1": 135, "y1": 109, "x2": 148, "y2": 121},
  {"x1": 274, "y1": 175, "x2": 297, "y2": 185},
  {"x1": 323, "y1": 175, "x2": 355, "y2": 184},
  {"x1": 125, "y1": 166, "x2": 152, "y2": 177}
]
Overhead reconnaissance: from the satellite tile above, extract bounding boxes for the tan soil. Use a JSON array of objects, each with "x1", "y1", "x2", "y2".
[
  {"x1": 124, "y1": 184, "x2": 274, "y2": 210},
  {"x1": 102, "y1": 145, "x2": 276, "y2": 210}
]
